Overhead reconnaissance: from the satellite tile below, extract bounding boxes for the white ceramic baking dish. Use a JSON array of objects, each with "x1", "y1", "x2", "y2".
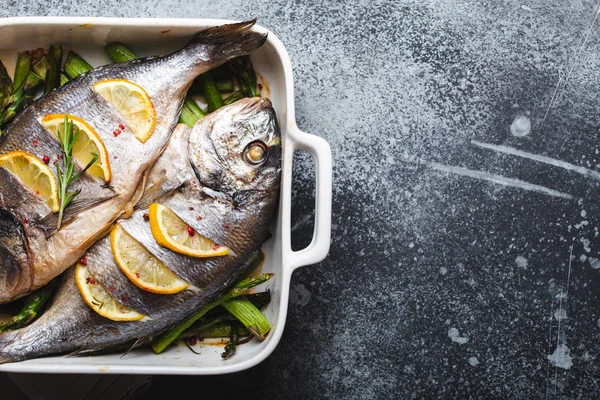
[{"x1": 0, "y1": 17, "x2": 332, "y2": 375}]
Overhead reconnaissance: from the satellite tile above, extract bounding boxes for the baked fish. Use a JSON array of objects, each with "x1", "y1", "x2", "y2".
[
  {"x1": 0, "y1": 20, "x2": 267, "y2": 304},
  {"x1": 0, "y1": 96, "x2": 281, "y2": 364}
]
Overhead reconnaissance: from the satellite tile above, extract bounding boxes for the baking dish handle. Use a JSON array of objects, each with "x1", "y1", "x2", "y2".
[{"x1": 287, "y1": 126, "x2": 332, "y2": 270}]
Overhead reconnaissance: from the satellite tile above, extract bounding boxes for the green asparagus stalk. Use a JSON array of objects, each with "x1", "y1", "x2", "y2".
[
  {"x1": 186, "y1": 97, "x2": 206, "y2": 117},
  {"x1": 194, "y1": 323, "x2": 250, "y2": 339},
  {"x1": 229, "y1": 56, "x2": 259, "y2": 97},
  {"x1": 223, "y1": 90, "x2": 244, "y2": 106},
  {"x1": 221, "y1": 321, "x2": 240, "y2": 359},
  {"x1": 182, "y1": 290, "x2": 271, "y2": 337},
  {"x1": 197, "y1": 71, "x2": 224, "y2": 112},
  {"x1": 215, "y1": 79, "x2": 234, "y2": 93},
  {"x1": 12, "y1": 52, "x2": 32, "y2": 92},
  {"x1": 183, "y1": 316, "x2": 231, "y2": 338},
  {"x1": 0, "y1": 71, "x2": 43, "y2": 130},
  {"x1": 0, "y1": 282, "x2": 56, "y2": 333},
  {"x1": 178, "y1": 103, "x2": 198, "y2": 128},
  {"x1": 32, "y1": 54, "x2": 50, "y2": 82},
  {"x1": 0, "y1": 61, "x2": 13, "y2": 110},
  {"x1": 44, "y1": 45, "x2": 63, "y2": 94},
  {"x1": 104, "y1": 42, "x2": 138, "y2": 63},
  {"x1": 151, "y1": 272, "x2": 274, "y2": 354},
  {"x1": 222, "y1": 296, "x2": 271, "y2": 340},
  {"x1": 179, "y1": 97, "x2": 207, "y2": 128},
  {"x1": 60, "y1": 73, "x2": 69, "y2": 86},
  {"x1": 179, "y1": 97, "x2": 206, "y2": 128},
  {"x1": 30, "y1": 47, "x2": 47, "y2": 66},
  {"x1": 64, "y1": 51, "x2": 93, "y2": 79}
]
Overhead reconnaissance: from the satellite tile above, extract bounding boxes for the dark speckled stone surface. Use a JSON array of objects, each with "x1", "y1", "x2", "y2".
[{"x1": 4, "y1": 1, "x2": 600, "y2": 399}]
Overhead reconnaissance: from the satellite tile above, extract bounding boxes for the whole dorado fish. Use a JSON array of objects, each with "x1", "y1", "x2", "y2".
[
  {"x1": 0, "y1": 20, "x2": 268, "y2": 304},
  {"x1": 0, "y1": 97, "x2": 281, "y2": 364}
]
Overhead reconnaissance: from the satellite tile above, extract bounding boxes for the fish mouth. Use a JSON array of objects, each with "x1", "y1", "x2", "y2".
[{"x1": 0, "y1": 208, "x2": 31, "y2": 301}]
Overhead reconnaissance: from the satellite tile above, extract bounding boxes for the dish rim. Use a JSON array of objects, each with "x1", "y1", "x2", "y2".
[{"x1": 0, "y1": 16, "x2": 333, "y2": 375}]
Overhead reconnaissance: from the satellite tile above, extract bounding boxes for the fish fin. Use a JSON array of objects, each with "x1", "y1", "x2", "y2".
[
  {"x1": 65, "y1": 338, "x2": 138, "y2": 358},
  {"x1": 127, "y1": 168, "x2": 152, "y2": 210},
  {"x1": 34, "y1": 194, "x2": 118, "y2": 238},
  {"x1": 122, "y1": 337, "x2": 151, "y2": 357},
  {"x1": 181, "y1": 19, "x2": 268, "y2": 71},
  {"x1": 0, "y1": 331, "x2": 21, "y2": 365},
  {"x1": 135, "y1": 184, "x2": 183, "y2": 211},
  {"x1": 77, "y1": 221, "x2": 115, "y2": 253},
  {"x1": 65, "y1": 346, "x2": 113, "y2": 358},
  {"x1": 64, "y1": 348, "x2": 88, "y2": 358}
]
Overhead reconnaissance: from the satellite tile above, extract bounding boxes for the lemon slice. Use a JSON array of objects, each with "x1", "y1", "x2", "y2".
[
  {"x1": 41, "y1": 114, "x2": 111, "y2": 182},
  {"x1": 93, "y1": 79, "x2": 156, "y2": 143},
  {"x1": 75, "y1": 262, "x2": 144, "y2": 322},
  {"x1": 110, "y1": 224, "x2": 189, "y2": 294},
  {"x1": 0, "y1": 151, "x2": 59, "y2": 212},
  {"x1": 148, "y1": 203, "x2": 230, "y2": 258}
]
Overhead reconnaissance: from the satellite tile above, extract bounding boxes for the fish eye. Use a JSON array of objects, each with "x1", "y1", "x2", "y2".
[{"x1": 244, "y1": 141, "x2": 268, "y2": 165}]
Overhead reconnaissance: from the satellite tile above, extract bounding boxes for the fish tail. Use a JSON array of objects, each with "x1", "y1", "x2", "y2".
[
  {"x1": 179, "y1": 19, "x2": 268, "y2": 71},
  {"x1": 0, "y1": 330, "x2": 24, "y2": 365}
]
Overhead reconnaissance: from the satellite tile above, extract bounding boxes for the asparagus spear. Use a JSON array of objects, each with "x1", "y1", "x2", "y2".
[
  {"x1": 0, "y1": 61, "x2": 13, "y2": 110},
  {"x1": 182, "y1": 290, "x2": 271, "y2": 337},
  {"x1": 223, "y1": 90, "x2": 244, "y2": 105},
  {"x1": 215, "y1": 79, "x2": 234, "y2": 93},
  {"x1": 229, "y1": 55, "x2": 260, "y2": 97},
  {"x1": 197, "y1": 70, "x2": 224, "y2": 112},
  {"x1": 194, "y1": 323, "x2": 250, "y2": 339},
  {"x1": 179, "y1": 97, "x2": 208, "y2": 128},
  {"x1": 221, "y1": 321, "x2": 240, "y2": 359},
  {"x1": 151, "y1": 272, "x2": 274, "y2": 354},
  {"x1": 179, "y1": 97, "x2": 206, "y2": 128},
  {"x1": 178, "y1": 103, "x2": 198, "y2": 128},
  {"x1": 0, "y1": 71, "x2": 43, "y2": 130},
  {"x1": 12, "y1": 52, "x2": 32, "y2": 92},
  {"x1": 0, "y1": 52, "x2": 44, "y2": 132},
  {"x1": 222, "y1": 296, "x2": 271, "y2": 340},
  {"x1": 30, "y1": 47, "x2": 47, "y2": 70},
  {"x1": 104, "y1": 42, "x2": 138, "y2": 63},
  {"x1": 0, "y1": 281, "x2": 56, "y2": 333},
  {"x1": 44, "y1": 45, "x2": 63, "y2": 94},
  {"x1": 32, "y1": 54, "x2": 50, "y2": 82},
  {"x1": 60, "y1": 72, "x2": 69, "y2": 86},
  {"x1": 64, "y1": 50, "x2": 93, "y2": 79}
]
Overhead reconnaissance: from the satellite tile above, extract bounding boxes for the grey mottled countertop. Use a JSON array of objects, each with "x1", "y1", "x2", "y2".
[{"x1": 3, "y1": 1, "x2": 600, "y2": 399}]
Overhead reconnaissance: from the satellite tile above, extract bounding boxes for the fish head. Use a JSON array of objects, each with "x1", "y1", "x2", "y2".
[{"x1": 189, "y1": 97, "x2": 281, "y2": 204}]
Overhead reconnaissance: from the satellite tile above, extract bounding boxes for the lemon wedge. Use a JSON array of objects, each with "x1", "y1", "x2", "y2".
[
  {"x1": 41, "y1": 114, "x2": 111, "y2": 182},
  {"x1": 110, "y1": 224, "x2": 189, "y2": 294},
  {"x1": 148, "y1": 203, "x2": 230, "y2": 258},
  {"x1": 93, "y1": 79, "x2": 156, "y2": 143},
  {"x1": 0, "y1": 151, "x2": 59, "y2": 212},
  {"x1": 75, "y1": 262, "x2": 145, "y2": 322}
]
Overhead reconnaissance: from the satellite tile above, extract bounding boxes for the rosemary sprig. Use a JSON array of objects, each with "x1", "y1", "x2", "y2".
[{"x1": 56, "y1": 115, "x2": 98, "y2": 229}]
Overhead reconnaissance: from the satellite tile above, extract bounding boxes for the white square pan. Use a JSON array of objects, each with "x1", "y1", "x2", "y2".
[{"x1": 0, "y1": 17, "x2": 332, "y2": 375}]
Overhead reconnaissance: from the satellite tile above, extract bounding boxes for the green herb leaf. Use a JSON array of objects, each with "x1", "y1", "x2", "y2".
[{"x1": 55, "y1": 115, "x2": 96, "y2": 229}]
